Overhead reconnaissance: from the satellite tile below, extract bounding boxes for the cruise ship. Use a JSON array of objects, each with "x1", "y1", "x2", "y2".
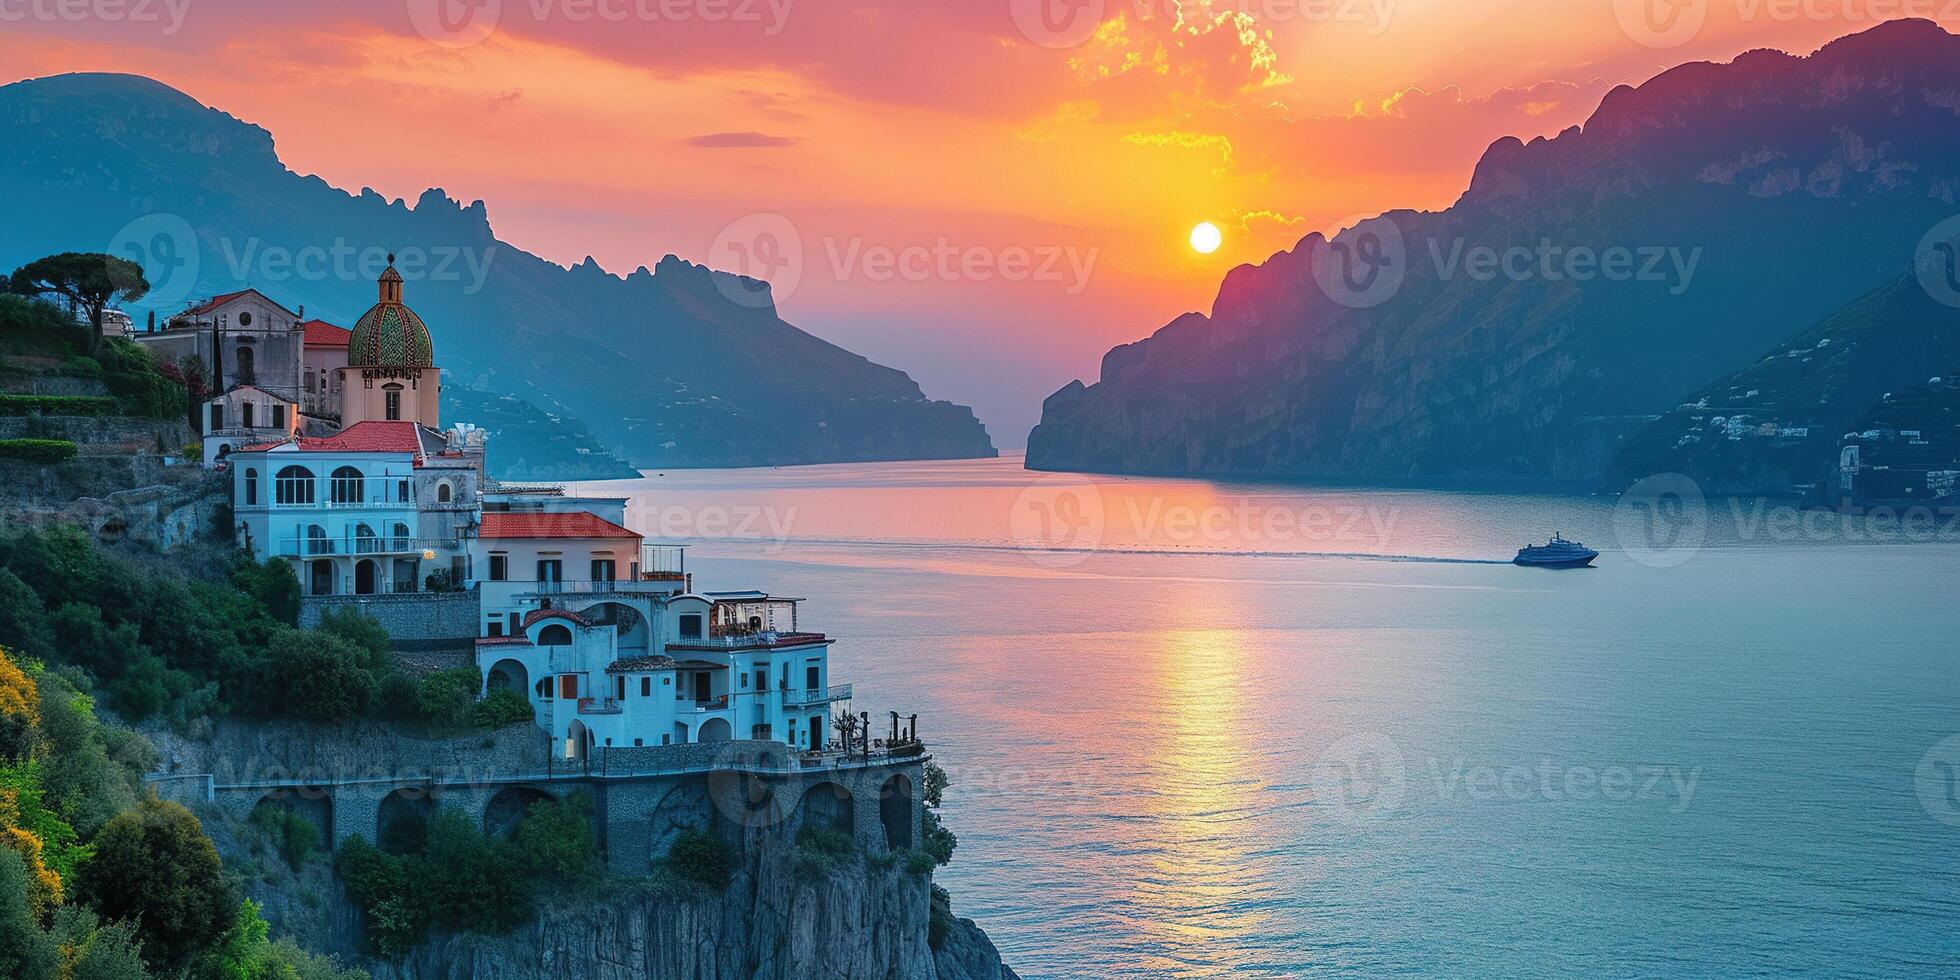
[{"x1": 1514, "y1": 534, "x2": 1599, "y2": 568}]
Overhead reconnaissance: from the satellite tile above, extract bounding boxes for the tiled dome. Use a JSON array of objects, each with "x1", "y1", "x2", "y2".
[{"x1": 347, "y1": 257, "x2": 434, "y2": 368}]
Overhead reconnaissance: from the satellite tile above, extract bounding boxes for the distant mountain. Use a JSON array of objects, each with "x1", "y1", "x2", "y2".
[
  {"x1": 1029, "y1": 20, "x2": 1960, "y2": 486},
  {"x1": 0, "y1": 73, "x2": 996, "y2": 470},
  {"x1": 1606, "y1": 271, "x2": 1960, "y2": 495},
  {"x1": 441, "y1": 387, "x2": 641, "y2": 482}
]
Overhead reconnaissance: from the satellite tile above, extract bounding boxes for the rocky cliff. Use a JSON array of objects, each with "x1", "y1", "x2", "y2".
[
  {"x1": 1029, "y1": 20, "x2": 1960, "y2": 486},
  {"x1": 368, "y1": 862, "x2": 1015, "y2": 980},
  {"x1": 0, "y1": 73, "x2": 998, "y2": 469}
]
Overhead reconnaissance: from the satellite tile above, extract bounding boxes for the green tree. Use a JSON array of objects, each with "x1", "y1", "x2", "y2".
[
  {"x1": 74, "y1": 799, "x2": 234, "y2": 975},
  {"x1": 511, "y1": 792, "x2": 597, "y2": 880},
  {"x1": 268, "y1": 631, "x2": 373, "y2": 723},
  {"x1": 0, "y1": 848, "x2": 57, "y2": 980},
  {"x1": 0, "y1": 572, "x2": 53, "y2": 665},
  {"x1": 415, "y1": 668, "x2": 479, "y2": 728},
  {"x1": 7, "y1": 254, "x2": 149, "y2": 351},
  {"x1": 314, "y1": 609, "x2": 389, "y2": 673},
  {"x1": 49, "y1": 908, "x2": 149, "y2": 980},
  {"x1": 230, "y1": 557, "x2": 300, "y2": 628}
]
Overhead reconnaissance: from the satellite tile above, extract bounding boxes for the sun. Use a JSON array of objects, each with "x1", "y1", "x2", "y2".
[{"x1": 1190, "y1": 221, "x2": 1223, "y2": 255}]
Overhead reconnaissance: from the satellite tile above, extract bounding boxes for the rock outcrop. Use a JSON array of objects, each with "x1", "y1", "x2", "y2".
[{"x1": 1029, "y1": 20, "x2": 1960, "y2": 486}]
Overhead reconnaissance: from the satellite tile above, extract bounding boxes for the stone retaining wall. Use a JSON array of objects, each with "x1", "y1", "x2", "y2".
[{"x1": 300, "y1": 591, "x2": 481, "y2": 664}]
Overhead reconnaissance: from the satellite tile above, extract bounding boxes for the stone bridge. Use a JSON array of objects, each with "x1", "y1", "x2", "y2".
[{"x1": 151, "y1": 740, "x2": 925, "y2": 876}]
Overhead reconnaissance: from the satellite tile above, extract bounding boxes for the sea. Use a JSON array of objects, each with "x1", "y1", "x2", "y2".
[{"x1": 575, "y1": 455, "x2": 1960, "y2": 978}]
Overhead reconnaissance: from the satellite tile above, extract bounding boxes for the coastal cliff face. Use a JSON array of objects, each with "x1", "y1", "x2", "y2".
[
  {"x1": 1029, "y1": 20, "x2": 1960, "y2": 486},
  {"x1": 368, "y1": 863, "x2": 1015, "y2": 980}
]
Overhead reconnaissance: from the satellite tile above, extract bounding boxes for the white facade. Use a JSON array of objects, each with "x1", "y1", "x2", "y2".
[
  {"x1": 229, "y1": 428, "x2": 477, "y2": 596},
  {"x1": 477, "y1": 592, "x2": 844, "y2": 759}
]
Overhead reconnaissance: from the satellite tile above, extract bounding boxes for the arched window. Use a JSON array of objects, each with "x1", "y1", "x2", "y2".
[
  {"x1": 436, "y1": 482, "x2": 452, "y2": 503},
  {"x1": 537, "y1": 625, "x2": 573, "y2": 647},
  {"x1": 274, "y1": 466, "x2": 315, "y2": 505},
  {"x1": 305, "y1": 524, "x2": 327, "y2": 555},
  {"x1": 383, "y1": 384, "x2": 403, "y2": 421},
  {"x1": 330, "y1": 466, "x2": 365, "y2": 504},
  {"x1": 392, "y1": 522, "x2": 410, "y2": 548},
  {"x1": 354, "y1": 523, "x2": 377, "y2": 554}
]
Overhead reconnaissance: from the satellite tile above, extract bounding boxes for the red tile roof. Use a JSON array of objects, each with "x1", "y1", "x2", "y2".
[
  {"x1": 301, "y1": 320, "x2": 352, "y2": 348},
  {"x1": 181, "y1": 289, "x2": 253, "y2": 315},
  {"x1": 481, "y1": 511, "x2": 641, "y2": 541},
  {"x1": 297, "y1": 420, "x2": 426, "y2": 456}
]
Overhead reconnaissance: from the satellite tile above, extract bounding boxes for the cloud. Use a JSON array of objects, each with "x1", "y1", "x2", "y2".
[
  {"x1": 1123, "y1": 130, "x2": 1234, "y2": 171},
  {"x1": 685, "y1": 131, "x2": 800, "y2": 148}
]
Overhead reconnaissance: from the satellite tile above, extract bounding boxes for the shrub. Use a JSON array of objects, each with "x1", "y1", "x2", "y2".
[
  {"x1": 511, "y1": 792, "x2": 597, "y2": 880},
  {"x1": 0, "y1": 574, "x2": 54, "y2": 664},
  {"x1": 230, "y1": 556, "x2": 300, "y2": 627},
  {"x1": 74, "y1": 799, "x2": 235, "y2": 975},
  {"x1": 904, "y1": 850, "x2": 937, "y2": 877},
  {"x1": 0, "y1": 650, "x2": 37, "y2": 763},
  {"x1": 414, "y1": 668, "x2": 480, "y2": 728},
  {"x1": 928, "y1": 884, "x2": 954, "y2": 951},
  {"x1": 48, "y1": 907, "x2": 149, "y2": 980},
  {"x1": 0, "y1": 440, "x2": 77, "y2": 463},
  {"x1": 336, "y1": 838, "x2": 419, "y2": 957},
  {"x1": 663, "y1": 827, "x2": 733, "y2": 890},
  {"x1": 0, "y1": 848, "x2": 58, "y2": 980},
  {"x1": 0, "y1": 395, "x2": 118, "y2": 417},
  {"x1": 267, "y1": 631, "x2": 373, "y2": 723},
  {"x1": 471, "y1": 689, "x2": 533, "y2": 730},
  {"x1": 792, "y1": 824, "x2": 857, "y2": 880},
  {"x1": 249, "y1": 804, "x2": 321, "y2": 869}
]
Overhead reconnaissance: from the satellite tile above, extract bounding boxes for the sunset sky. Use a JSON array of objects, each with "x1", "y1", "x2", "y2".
[{"x1": 5, "y1": 1, "x2": 1955, "y2": 443}]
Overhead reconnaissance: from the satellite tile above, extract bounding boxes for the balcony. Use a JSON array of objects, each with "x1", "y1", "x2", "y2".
[
  {"x1": 516, "y1": 579, "x2": 686, "y2": 598},
  {"x1": 577, "y1": 697, "x2": 623, "y2": 716},
  {"x1": 277, "y1": 536, "x2": 460, "y2": 558},
  {"x1": 668, "y1": 631, "x2": 830, "y2": 652},
  {"x1": 640, "y1": 544, "x2": 687, "y2": 583},
  {"x1": 784, "y1": 684, "x2": 852, "y2": 707}
]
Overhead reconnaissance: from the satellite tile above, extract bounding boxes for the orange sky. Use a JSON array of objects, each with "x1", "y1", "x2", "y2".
[{"x1": 5, "y1": 1, "x2": 1955, "y2": 443}]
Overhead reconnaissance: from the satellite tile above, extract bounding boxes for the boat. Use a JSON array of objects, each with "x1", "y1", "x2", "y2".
[{"x1": 1513, "y1": 534, "x2": 1599, "y2": 568}]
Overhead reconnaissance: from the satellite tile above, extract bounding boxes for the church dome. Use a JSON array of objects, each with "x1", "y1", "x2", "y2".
[{"x1": 347, "y1": 257, "x2": 435, "y2": 368}]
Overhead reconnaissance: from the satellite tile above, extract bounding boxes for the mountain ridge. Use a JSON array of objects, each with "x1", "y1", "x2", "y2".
[
  {"x1": 1029, "y1": 19, "x2": 1960, "y2": 485},
  {"x1": 0, "y1": 71, "x2": 998, "y2": 470}
]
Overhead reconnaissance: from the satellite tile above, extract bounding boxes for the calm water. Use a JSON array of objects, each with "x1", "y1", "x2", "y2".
[{"x1": 579, "y1": 456, "x2": 1960, "y2": 978}]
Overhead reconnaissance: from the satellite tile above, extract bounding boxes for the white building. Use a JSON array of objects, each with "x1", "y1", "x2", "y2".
[
  {"x1": 476, "y1": 588, "x2": 845, "y2": 759},
  {"x1": 227, "y1": 421, "x2": 483, "y2": 595}
]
